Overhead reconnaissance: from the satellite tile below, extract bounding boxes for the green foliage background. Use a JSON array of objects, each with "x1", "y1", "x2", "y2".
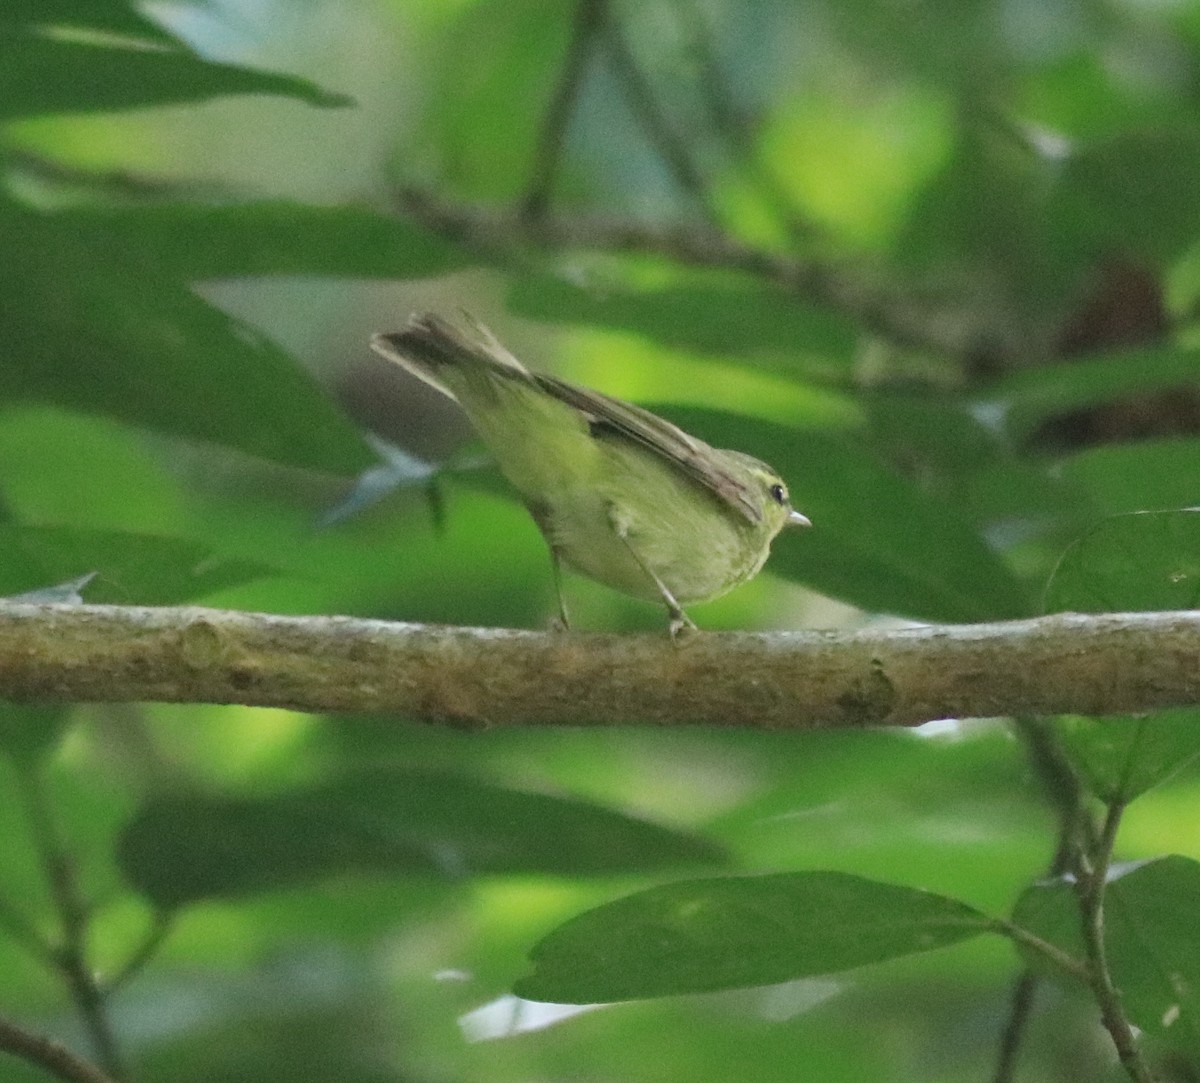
[{"x1": 2, "y1": 1, "x2": 1200, "y2": 1080}]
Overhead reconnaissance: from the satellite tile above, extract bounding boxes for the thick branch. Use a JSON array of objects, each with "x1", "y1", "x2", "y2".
[{"x1": 1, "y1": 604, "x2": 1199, "y2": 728}]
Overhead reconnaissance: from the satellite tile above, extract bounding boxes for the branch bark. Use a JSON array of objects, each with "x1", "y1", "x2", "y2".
[{"x1": 1, "y1": 603, "x2": 1199, "y2": 729}]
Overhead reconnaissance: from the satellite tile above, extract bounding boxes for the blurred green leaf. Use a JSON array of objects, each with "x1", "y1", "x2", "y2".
[
  {"x1": 118, "y1": 769, "x2": 727, "y2": 910},
  {"x1": 990, "y1": 346, "x2": 1200, "y2": 442},
  {"x1": 1044, "y1": 509, "x2": 1200, "y2": 613},
  {"x1": 1057, "y1": 709, "x2": 1200, "y2": 803},
  {"x1": 0, "y1": 705, "x2": 71, "y2": 765},
  {"x1": 0, "y1": 524, "x2": 273, "y2": 604},
  {"x1": 508, "y1": 271, "x2": 858, "y2": 373},
  {"x1": 0, "y1": 31, "x2": 351, "y2": 120},
  {"x1": 1058, "y1": 438, "x2": 1200, "y2": 517},
  {"x1": 1, "y1": 0, "x2": 179, "y2": 44},
  {"x1": 1053, "y1": 130, "x2": 1200, "y2": 262},
  {"x1": 1013, "y1": 856, "x2": 1200, "y2": 1045},
  {"x1": 426, "y1": 0, "x2": 573, "y2": 200},
  {"x1": 515, "y1": 871, "x2": 992, "y2": 1002},
  {"x1": 46, "y1": 202, "x2": 472, "y2": 280},
  {"x1": 661, "y1": 407, "x2": 1029, "y2": 621},
  {"x1": 0, "y1": 202, "x2": 374, "y2": 474}
]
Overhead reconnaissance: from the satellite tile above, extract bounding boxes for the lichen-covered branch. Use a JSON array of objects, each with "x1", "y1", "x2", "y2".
[{"x1": 0, "y1": 603, "x2": 1199, "y2": 729}]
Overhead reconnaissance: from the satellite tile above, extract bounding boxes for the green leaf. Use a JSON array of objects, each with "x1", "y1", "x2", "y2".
[
  {"x1": 46, "y1": 202, "x2": 472, "y2": 281},
  {"x1": 661, "y1": 408, "x2": 1029, "y2": 621},
  {"x1": 117, "y1": 769, "x2": 727, "y2": 910},
  {"x1": 1044, "y1": 509, "x2": 1200, "y2": 614},
  {"x1": 515, "y1": 871, "x2": 992, "y2": 1002},
  {"x1": 1056, "y1": 709, "x2": 1200, "y2": 802},
  {"x1": 508, "y1": 271, "x2": 859, "y2": 374},
  {"x1": 1, "y1": 0, "x2": 179, "y2": 44},
  {"x1": 0, "y1": 203, "x2": 374, "y2": 474},
  {"x1": 0, "y1": 524, "x2": 273, "y2": 604},
  {"x1": 989, "y1": 346, "x2": 1200, "y2": 442},
  {"x1": 0, "y1": 705, "x2": 71, "y2": 765},
  {"x1": 1012, "y1": 856, "x2": 1200, "y2": 1044},
  {"x1": 0, "y1": 31, "x2": 350, "y2": 120},
  {"x1": 1057, "y1": 438, "x2": 1200, "y2": 517}
]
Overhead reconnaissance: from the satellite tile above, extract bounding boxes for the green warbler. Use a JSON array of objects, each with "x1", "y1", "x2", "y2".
[{"x1": 370, "y1": 314, "x2": 810, "y2": 633}]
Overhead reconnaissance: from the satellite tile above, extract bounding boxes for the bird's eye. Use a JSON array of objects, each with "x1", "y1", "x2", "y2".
[{"x1": 769, "y1": 482, "x2": 787, "y2": 505}]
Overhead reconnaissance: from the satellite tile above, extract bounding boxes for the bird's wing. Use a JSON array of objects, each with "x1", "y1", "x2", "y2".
[{"x1": 535, "y1": 374, "x2": 763, "y2": 525}]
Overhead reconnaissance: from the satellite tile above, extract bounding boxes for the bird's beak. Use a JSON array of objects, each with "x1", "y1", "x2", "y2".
[{"x1": 787, "y1": 510, "x2": 812, "y2": 528}]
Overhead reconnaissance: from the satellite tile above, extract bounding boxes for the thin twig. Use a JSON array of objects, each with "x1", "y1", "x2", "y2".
[
  {"x1": 1074, "y1": 801, "x2": 1154, "y2": 1083},
  {"x1": 992, "y1": 970, "x2": 1040, "y2": 1083},
  {"x1": 394, "y1": 186, "x2": 996, "y2": 357},
  {"x1": 600, "y1": 11, "x2": 722, "y2": 225},
  {"x1": 104, "y1": 912, "x2": 174, "y2": 995},
  {"x1": 670, "y1": 0, "x2": 810, "y2": 241},
  {"x1": 521, "y1": 0, "x2": 607, "y2": 219},
  {"x1": 15, "y1": 768, "x2": 125, "y2": 1080},
  {"x1": 0, "y1": 889, "x2": 55, "y2": 965},
  {"x1": 990, "y1": 920, "x2": 1091, "y2": 985},
  {"x1": 0, "y1": 1014, "x2": 118, "y2": 1083},
  {"x1": 993, "y1": 718, "x2": 1100, "y2": 1083}
]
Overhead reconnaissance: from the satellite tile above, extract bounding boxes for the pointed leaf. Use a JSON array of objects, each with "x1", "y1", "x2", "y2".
[
  {"x1": 118, "y1": 769, "x2": 727, "y2": 910},
  {"x1": 516, "y1": 871, "x2": 992, "y2": 1002},
  {"x1": 0, "y1": 32, "x2": 349, "y2": 120},
  {"x1": 1057, "y1": 709, "x2": 1200, "y2": 803}
]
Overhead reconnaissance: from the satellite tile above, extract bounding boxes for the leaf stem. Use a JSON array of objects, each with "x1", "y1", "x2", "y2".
[{"x1": 1074, "y1": 801, "x2": 1154, "y2": 1083}]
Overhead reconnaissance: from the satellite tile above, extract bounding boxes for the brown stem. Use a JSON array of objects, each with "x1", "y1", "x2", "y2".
[{"x1": 0, "y1": 1014, "x2": 118, "y2": 1083}]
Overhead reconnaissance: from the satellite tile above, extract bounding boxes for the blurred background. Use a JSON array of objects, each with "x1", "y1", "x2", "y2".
[{"x1": 4, "y1": 0, "x2": 1200, "y2": 1080}]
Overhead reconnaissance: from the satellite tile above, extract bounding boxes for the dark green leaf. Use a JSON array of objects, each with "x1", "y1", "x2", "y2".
[
  {"x1": 0, "y1": 203, "x2": 374, "y2": 474},
  {"x1": 1058, "y1": 438, "x2": 1200, "y2": 517},
  {"x1": 661, "y1": 408, "x2": 1029, "y2": 621},
  {"x1": 0, "y1": 524, "x2": 273, "y2": 604},
  {"x1": 1012, "y1": 856, "x2": 1200, "y2": 1045},
  {"x1": 1057, "y1": 709, "x2": 1200, "y2": 802},
  {"x1": 0, "y1": 32, "x2": 350, "y2": 120},
  {"x1": 118, "y1": 769, "x2": 727, "y2": 910},
  {"x1": 47, "y1": 202, "x2": 472, "y2": 281},
  {"x1": 989, "y1": 346, "x2": 1200, "y2": 442},
  {"x1": 0, "y1": 705, "x2": 71, "y2": 765},
  {"x1": 1, "y1": 0, "x2": 179, "y2": 44},
  {"x1": 515, "y1": 871, "x2": 992, "y2": 1002},
  {"x1": 1044, "y1": 509, "x2": 1200, "y2": 614}
]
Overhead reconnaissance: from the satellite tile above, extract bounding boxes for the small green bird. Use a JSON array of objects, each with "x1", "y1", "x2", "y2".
[{"x1": 371, "y1": 314, "x2": 810, "y2": 633}]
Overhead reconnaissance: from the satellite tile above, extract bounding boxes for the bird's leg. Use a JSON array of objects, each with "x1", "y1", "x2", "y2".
[
  {"x1": 528, "y1": 500, "x2": 571, "y2": 631},
  {"x1": 609, "y1": 511, "x2": 697, "y2": 637},
  {"x1": 547, "y1": 545, "x2": 571, "y2": 632}
]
